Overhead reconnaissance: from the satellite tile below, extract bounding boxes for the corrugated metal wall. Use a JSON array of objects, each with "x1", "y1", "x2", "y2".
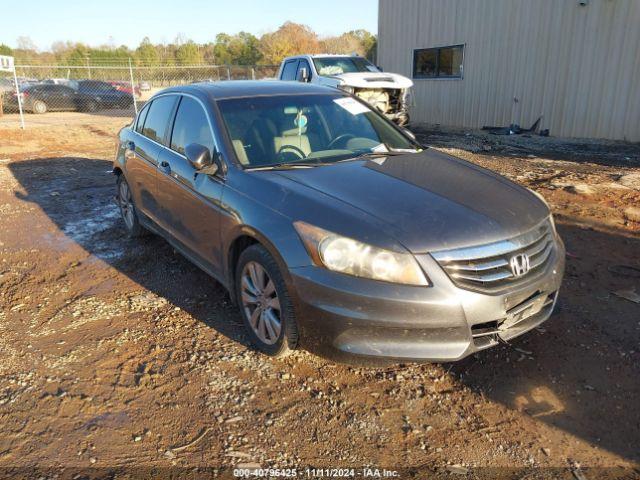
[{"x1": 378, "y1": 0, "x2": 640, "y2": 141}]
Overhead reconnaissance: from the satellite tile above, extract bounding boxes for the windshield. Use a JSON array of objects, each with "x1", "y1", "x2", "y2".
[
  {"x1": 313, "y1": 57, "x2": 379, "y2": 76},
  {"x1": 218, "y1": 94, "x2": 419, "y2": 169}
]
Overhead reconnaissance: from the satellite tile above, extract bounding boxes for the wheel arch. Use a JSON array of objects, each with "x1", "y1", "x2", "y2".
[{"x1": 226, "y1": 227, "x2": 296, "y2": 304}]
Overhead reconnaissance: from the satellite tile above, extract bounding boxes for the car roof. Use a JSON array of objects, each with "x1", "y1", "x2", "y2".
[{"x1": 158, "y1": 80, "x2": 340, "y2": 101}]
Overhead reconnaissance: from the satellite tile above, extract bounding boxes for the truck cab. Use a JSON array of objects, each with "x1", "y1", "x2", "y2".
[{"x1": 277, "y1": 54, "x2": 413, "y2": 127}]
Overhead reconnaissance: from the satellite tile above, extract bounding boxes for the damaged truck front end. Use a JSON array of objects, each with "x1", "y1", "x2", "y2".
[
  {"x1": 278, "y1": 55, "x2": 414, "y2": 127},
  {"x1": 341, "y1": 82, "x2": 412, "y2": 127}
]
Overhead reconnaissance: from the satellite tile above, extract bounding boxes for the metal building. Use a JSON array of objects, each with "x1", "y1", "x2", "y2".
[{"x1": 378, "y1": 0, "x2": 640, "y2": 141}]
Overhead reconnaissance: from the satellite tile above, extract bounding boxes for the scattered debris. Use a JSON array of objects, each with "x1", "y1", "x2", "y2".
[
  {"x1": 225, "y1": 416, "x2": 244, "y2": 424},
  {"x1": 572, "y1": 468, "x2": 588, "y2": 480},
  {"x1": 482, "y1": 116, "x2": 544, "y2": 136},
  {"x1": 623, "y1": 207, "x2": 640, "y2": 223},
  {"x1": 225, "y1": 451, "x2": 252, "y2": 459},
  {"x1": 608, "y1": 265, "x2": 640, "y2": 279},
  {"x1": 168, "y1": 427, "x2": 212, "y2": 453},
  {"x1": 446, "y1": 465, "x2": 470, "y2": 475},
  {"x1": 613, "y1": 289, "x2": 640, "y2": 304}
]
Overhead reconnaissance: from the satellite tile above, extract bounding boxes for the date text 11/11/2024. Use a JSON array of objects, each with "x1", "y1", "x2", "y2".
[{"x1": 233, "y1": 468, "x2": 400, "y2": 478}]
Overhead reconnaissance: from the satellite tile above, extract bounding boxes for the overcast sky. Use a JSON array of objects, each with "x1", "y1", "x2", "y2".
[{"x1": 3, "y1": 0, "x2": 379, "y2": 51}]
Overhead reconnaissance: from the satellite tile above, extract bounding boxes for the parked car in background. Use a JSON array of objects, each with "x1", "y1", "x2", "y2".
[
  {"x1": 2, "y1": 84, "x2": 96, "y2": 114},
  {"x1": 3, "y1": 82, "x2": 134, "y2": 114},
  {"x1": 0, "y1": 78, "x2": 14, "y2": 94},
  {"x1": 113, "y1": 81, "x2": 565, "y2": 363},
  {"x1": 278, "y1": 54, "x2": 413, "y2": 126},
  {"x1": 139, "y1": 81, "x2": 151, "y2": 92},
  {"x1": 77, "y1": 80, "x2": 134, "y2": 109},
  {"x1": 43, "y1": 78, "x2": 79, "y2": 90},
  {"x1": 108, "y1": 81, "x2": 141, "y2": 97}
]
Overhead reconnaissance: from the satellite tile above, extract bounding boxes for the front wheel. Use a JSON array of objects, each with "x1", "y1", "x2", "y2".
[
  {"x1": 116, "y1": 175, "x2": 146, "y2": 238},
  {"x1": 236, "y1": 245, "x2": 299, "y2": 357},
  {"x1": 32, "y1": 100, "x2": 47, "y2": 114}
]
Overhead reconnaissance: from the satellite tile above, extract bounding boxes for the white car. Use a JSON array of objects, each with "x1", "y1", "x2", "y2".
[{"x1": 278, "y1": 54, "x2": 413, "y2": 126}]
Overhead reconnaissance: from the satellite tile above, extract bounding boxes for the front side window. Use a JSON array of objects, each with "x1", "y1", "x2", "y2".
[
  {"x1": 218, "y1": 94, "x2": 419, "y2": 168},
  {"x1": 170, "y1": 96, "x2": 214, "y2": 156},
  {"x1": 312, "y1": 57, "x2": 379, "y2": 76},
  {"x1": 413, "y1": 45, "x2": 464, "y2": 79},
  {"x1": 142, "y1": 95, "x2": 177, "y2": 144}
]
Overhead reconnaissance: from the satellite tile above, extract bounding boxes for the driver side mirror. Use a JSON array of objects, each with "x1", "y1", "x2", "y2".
[
  {"x1": 185, "y1": 143, "x2": 220, "y2": 176},
  {"x1": 297, "y1": 67, "x2": 310, "y2": 83}
]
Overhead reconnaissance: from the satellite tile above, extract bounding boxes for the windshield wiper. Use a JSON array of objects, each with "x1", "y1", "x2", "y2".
[{"x1": 246, "y1": 161, "x2": 326, "y2": 171}]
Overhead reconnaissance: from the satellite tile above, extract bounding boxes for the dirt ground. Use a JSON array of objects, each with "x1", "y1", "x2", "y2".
[{"x1": 0, "y1": 114, "x2": 639, "y2": 479}]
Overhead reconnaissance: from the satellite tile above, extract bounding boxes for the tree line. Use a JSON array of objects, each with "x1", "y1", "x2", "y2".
[{"x1": 0, "y1": 22, "x2": 377, "y2": 66}]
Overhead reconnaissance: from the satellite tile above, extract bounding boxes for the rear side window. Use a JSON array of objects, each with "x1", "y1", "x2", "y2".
[
  {"x1": 170, "y1": 96, "x2": 214, "y2": 156},
  {"x1": 281, "y1": 60, "x2": 298, "y2": 81},
  {"x1": 142, "y1": 96, "x2": 177, "y2": 144},
  {"x1": 135, "y1": 103, "x2": 150, "y2": 133}
]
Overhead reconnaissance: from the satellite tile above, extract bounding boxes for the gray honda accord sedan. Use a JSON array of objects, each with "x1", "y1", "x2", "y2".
[{"x1": 113, "y1": 81, "x2": 565, "y2": 363}]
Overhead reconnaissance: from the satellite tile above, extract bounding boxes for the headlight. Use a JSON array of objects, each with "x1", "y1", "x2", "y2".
[
  {"x1": 338, "y1": 84, "x2": 355, "y2": 94},
  {"x1": 528, "y1": 188, "x2": 558, "y2": 235},
  {"x1": 294, "y1": 222, "x2": 429, "y2": 286}
]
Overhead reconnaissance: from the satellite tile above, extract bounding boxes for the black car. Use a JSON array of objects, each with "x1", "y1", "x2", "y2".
[
  {"x1": 77, "y1": 80, "x2": 133, "y2": 110},
  {"x1": 2, "y1": 84, "x2": 84, "y2": 114},
  {"x1": 3, "y1": 82, "x2": 134, "y2": 114}
]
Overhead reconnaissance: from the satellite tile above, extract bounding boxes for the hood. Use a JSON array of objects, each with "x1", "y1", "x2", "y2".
[
  {"x1": 332, "y1": 71, "x2": 414, "y2": 90},
  {"x1": 274, "y1": 150, "x2": 549, "y2": 253}
]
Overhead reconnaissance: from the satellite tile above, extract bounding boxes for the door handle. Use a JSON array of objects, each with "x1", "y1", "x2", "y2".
[
  {"x1": 159, "y1": 161, "x2": 171, "y2": 175},
  {"x1": 126, "y1": 141, "x2": 135, "y2": 151}
]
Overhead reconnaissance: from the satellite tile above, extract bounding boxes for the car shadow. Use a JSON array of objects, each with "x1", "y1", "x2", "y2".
[
  {"x1": 9, "y1": 156, "x2": 252, "y2": 350},
  {"x1": 8, "y1": 156, "x2": 640, "y2": 464}
]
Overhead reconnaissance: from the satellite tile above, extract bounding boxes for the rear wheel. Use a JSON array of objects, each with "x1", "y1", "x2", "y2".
[
  {"x1": 32, "y1": 100, "x2": 47, "y2": 114},
  {"x1": 116, "y1": 175, "x2": 146, "y2": 238},
  {"x1": 236, "y1": 245, "x2": 298, "y2": 357},
  {"x1": 85, "y1": 100, "x2": 98, "y2": 112}
]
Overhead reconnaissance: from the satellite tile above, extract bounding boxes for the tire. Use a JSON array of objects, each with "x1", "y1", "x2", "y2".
[
  {"x1": 86, "y1": 100, "x2": 98, "y2": 112},
  {"x1": 32, "y1": 100, "x2": 47, "y2": 114},
  {"x1": 236, "y1": 244, "x2": 299, "y2": 357},
  {"x1": 116, "y1": 175, "x2": 146, "y2": 238}
]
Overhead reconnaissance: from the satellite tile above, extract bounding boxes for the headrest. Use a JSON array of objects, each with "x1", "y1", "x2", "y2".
[{"x1": 281, "y1": 126, "x2": 308, "y2": 137}]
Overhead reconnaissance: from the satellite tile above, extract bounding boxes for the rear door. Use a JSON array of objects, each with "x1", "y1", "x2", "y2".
[
  {"x1": 155, "y1": 95, "x2": 225, "y2": 274},
  {"x1": 124, "y1": 95, "x2": 178, "y2": 223}
]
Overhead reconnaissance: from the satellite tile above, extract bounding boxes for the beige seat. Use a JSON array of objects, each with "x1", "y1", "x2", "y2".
[
  {"x1": 232, "y1": 140, "x2": 250, "y2": 166},
  {"x1": 273, "y1": 128, "x2": 311, "y2": 156}
]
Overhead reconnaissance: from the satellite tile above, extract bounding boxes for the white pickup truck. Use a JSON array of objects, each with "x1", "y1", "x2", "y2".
[{"x1": 277, "y1": 54, "x2": 413, "y2": 126}]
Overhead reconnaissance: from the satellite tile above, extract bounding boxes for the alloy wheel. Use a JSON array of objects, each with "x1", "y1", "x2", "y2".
[
  {"x1": 241, "y1": 261, "x2": 282, "y2": 345},
  {"x1": 118, "y1": 179, "x2": 135, "y2": 230}
]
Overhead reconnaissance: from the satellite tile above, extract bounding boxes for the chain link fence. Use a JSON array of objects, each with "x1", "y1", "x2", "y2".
[{"x1": 0, "y1": 62, "x2": 279, "y2": 128}]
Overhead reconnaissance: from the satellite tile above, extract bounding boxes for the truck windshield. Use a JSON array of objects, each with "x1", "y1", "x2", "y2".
[
  {"x1": 218, "y1": 93, "x2": 419, "y2": 169},
  {"x1": 313, "y1": 57, "x2": 379, "y2": 76}
]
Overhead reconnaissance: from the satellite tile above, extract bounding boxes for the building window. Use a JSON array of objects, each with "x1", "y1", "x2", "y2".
[{"x1": 413, "y1": 45, "x2": 464, "y2": 79}]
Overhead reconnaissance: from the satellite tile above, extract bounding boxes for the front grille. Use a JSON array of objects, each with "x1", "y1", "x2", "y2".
[{"x1": 432, "y1": 219, "x2": 556, "y2": 294}]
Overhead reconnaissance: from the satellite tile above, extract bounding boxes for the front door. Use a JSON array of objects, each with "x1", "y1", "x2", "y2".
[{"x1": 156, "y1": 95, "x2": 225, "y2": 275}]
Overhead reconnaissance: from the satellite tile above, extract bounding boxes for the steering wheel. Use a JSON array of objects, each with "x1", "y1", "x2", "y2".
[
  {"x1": 327, "y1": 133, "x2": 356, "y2": 150},
  {"x1": 276, "y1": 145, "x2": 307, "y2": 162}
]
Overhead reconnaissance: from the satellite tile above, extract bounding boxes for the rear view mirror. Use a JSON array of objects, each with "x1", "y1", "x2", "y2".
[
  {"x1": 185, "y1": 143, "x2": 219, "y2": 175},
  {"x1": 297, "y1": 67, "x2": 310, "y2": 83}
]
